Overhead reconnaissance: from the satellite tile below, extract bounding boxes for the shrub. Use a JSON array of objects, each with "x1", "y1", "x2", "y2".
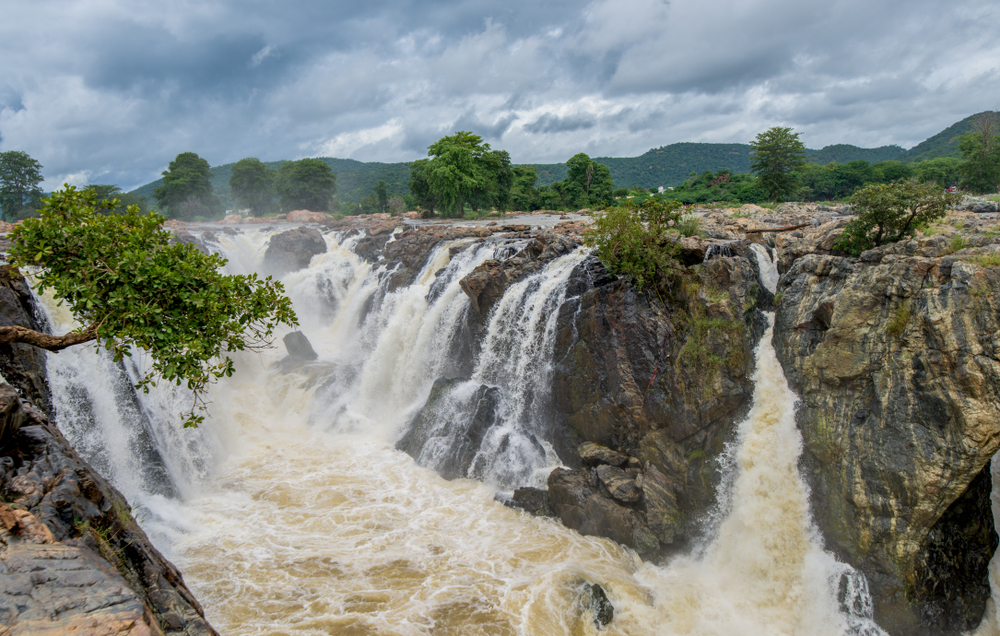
[
  {"x1": 834, "y1": 179, "x2": 963, "y2": 256},
  {"x1": 583, "y1": 198, "x2": 683, "y2": 288}
]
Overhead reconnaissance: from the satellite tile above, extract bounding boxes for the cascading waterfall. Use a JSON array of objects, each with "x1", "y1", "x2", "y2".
[{"x1": 33, "y1": 224, "x2": 889, "y2": 635}]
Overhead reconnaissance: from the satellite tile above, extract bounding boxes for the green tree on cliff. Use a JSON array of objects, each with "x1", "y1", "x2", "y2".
[
  {"x1": 0, "y1": 150, "x2": 44, "y2": 221},
  {"x1": 584, "y1": 198, "x2": 683, "y2": 287},
  {"x1": 2, "y1": 186, "x2": 298, "y2": 427},
  {"x1": 834, "y1": 179, "x2": 963, "y2": 256},
  {"x1": 424, "y1": 132, "x2": 514, "y2": 217},
  {"x1": 750, "y1": 127, "x2": 807, "y2": 203}
]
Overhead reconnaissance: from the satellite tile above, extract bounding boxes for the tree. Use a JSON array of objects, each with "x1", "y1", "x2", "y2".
[
  {"x1": 0, "y1": 151, "x2": 44, "y2": 222},
  {"x1": 387, "y1": 196, "x2": 406, "y2": 216},
  {"x1": 750, "y1": 126, "x2": 807, "y2": 203},
  {"x1": 565, "y1": 153, "x2": 614, "y2": 208},
  {"x1": 583, "y1": 198, "x2": 683, "y2": 288},
  {"x1": 833, "y1": 179, "x2": 963, "y2": 256},
  {"x1": 424, "y1": 132, "x2": 513, "y2": 217},
  {"x1": 4, "y1": 186, "x2": 297, "y2": 427},
  {"x1": 229, "y1": 158, "x2": 276, "y2": 216},
  {"x1": 408, "y1": 159, "x2": 439, "y2": 216},
  {"x1": 374, "y1": 180, "x2": 389, "y2": 214},
  {"x1": 154, "y1": 152, "x2": 221, "y2": 220},
  {"x1": 957, "y1": 111, "x2": 1000, "y2": 194},
  {"x1": 276, "y1": 158, "x2": 337, "y2": 211}
]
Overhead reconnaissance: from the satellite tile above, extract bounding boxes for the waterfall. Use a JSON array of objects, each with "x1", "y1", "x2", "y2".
[{"x1": 30, "y1": 224, "x2": 889, "y2": 635}]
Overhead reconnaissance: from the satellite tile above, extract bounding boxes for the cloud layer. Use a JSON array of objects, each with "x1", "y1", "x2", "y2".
[{"x1": 1, "y1": 0, "x2": 998, "y2": 190}]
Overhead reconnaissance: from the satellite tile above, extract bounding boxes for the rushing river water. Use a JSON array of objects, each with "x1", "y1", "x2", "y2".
[{"x1": 36, "y1": 226, "x2": 892, "y2": 635}]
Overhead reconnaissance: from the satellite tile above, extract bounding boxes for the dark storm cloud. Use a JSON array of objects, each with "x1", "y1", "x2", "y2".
[
  {"x1": 524, "y1": 113, "x2": 597, "y2": 134},
  {"x1": 0, "y1": 0, "x2": 998, "y2": 190}
]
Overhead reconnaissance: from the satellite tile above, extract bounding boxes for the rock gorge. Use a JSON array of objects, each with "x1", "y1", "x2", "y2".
[{"x1": 1, "y1": 203, "x2": 999, "y2": 634}]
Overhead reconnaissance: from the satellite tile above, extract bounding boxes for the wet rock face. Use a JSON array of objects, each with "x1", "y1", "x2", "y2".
[
  {"x1": 263, "y1": 226, "x2": 327, "y2": 276},
  {"x1": 0, "y1": 394, "x2": 218, "y2": 636},
  {"x1": 0, "y1": 265, "x2": 52, "y2": 414},
  {"x1": 548, "y1": 250, "x2": 770, "y2": 553},
  {"x1": 773, "y1": 234, "x2": 1000, "y2": 635}
]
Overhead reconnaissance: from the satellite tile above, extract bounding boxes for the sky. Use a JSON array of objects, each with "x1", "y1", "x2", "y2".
[{"x1": 1, "y1": 0, "x2": 998, "y2": 192}]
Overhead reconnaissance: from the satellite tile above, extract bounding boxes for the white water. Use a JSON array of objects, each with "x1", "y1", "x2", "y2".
[{"x1": 35, "y1": 226, "x2": 886, "y2": 635}]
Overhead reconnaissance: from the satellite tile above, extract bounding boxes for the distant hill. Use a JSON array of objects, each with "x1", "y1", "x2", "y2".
[
  {"x1": 129, "y1": 113, "x2": 987, "y2": 202},
  {"x1": 901, "y1": 112, "x2": 989, "y2": 162}
]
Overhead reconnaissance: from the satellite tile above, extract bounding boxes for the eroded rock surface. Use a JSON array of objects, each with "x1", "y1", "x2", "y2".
[
  {"x1": 0, "y1": 394, "x2": 217, "y2": 636},
  {"x1": 774, "y1": 225, "x2": 1000, "y2": 635},
  {"x1": 263, "y1": 226, "x2": 327, "y2": 276}
]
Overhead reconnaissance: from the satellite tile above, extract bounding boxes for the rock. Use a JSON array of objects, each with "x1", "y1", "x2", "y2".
[
  {"x1": 286, "y1": 209, "x2": 334, "y2": 223},
  {"x1": 641, "y1": 464, "x2": 684, "y2": 544},
  {"x1": 395, "y1": 379, "x2": 503, "y2": 480},
  {"x1": 547, "y1": 468, "x2": 658, "y2": 553},
  {"x1": 589, "y1": 583, "x2": 614, "y2": 629},
  {"x1": 0, "y1": 266, "x2": 52, "y2": 413},
  {"x1": 0, "y1": 384, "x2": 25, "y2": 448},
  {"x1": 459, "y1": 231, "x2": 578, "y2": 318},
  {"x1": 0, "y1": 400, "x2": 218, "y2": 635},
  {"x1": 578, "y1": 442, "x2": 628, "y2": 467},
  {"x1": 773, "y1": 236, "x2": 1000, "y2": 634},
  {"x1": 595, "y1": 465, "x2": 643, "y2": 503},
  {"x1": 263, "y1": 227, "x2": 327, "y2": 276},
  {"x1": 219, "y1": 214, "x2": 242, "y2": 224},
  {"x1": 283, "y1": 331, "x2": 318, "y2": 361},
  {"x1": 499, "y1": 487, "x2": 553, "y2": 517}
]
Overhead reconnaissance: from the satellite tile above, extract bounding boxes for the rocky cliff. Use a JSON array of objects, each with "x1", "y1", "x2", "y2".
[
  {"x1": 0, "y1": 267, "x2": 217, "y2": 636},
  {"x1": 773, "y1": 217, "x2": 1000, "y2": 635}
]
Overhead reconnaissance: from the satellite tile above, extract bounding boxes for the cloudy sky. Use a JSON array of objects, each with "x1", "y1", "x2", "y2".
[{"x1": 1, "y1": 0, "x2": 998, "y2": 191}]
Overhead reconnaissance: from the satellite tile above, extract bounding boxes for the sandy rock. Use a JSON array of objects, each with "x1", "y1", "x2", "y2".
[{"x1": 286, "y1": 210, "x2": 334, "y2": 223}]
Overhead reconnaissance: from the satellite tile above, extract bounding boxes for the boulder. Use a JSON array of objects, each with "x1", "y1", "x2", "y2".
[
  {"x1": 578, "y1": 441, "x2": 628, "y2": 467},
  {"x1": 595, "y1": 465, "x2": 642, "y2": 503},
  {"x1": 286, "y1": 209, "x2": 334, "y2": 223},
  {"x1": 0, "y1": 384, "x2": 25, "y2": 448},
  {"x1": 0, "y1": 266, "x2": 52, "y2": 413},
  {"x1": 263, "y1": 227, "x2": 327, "y2": 276}
]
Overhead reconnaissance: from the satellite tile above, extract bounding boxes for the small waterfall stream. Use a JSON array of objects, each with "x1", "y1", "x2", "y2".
[{"x1": 33, "y1": 225, "x2": 889, "y2": 635}]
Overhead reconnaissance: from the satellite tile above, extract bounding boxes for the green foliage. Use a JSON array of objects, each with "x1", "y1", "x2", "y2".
[
  {"x1": 583, "y1": 198, "x2": 683, "y2": 287},
  {"x1": 957, "y1": 112, "x2": 1000, "y2": 194},
  {"x1": 276, "y1": 158, "x2": 337, "y2": 211},
  {"x1": 374, "y1": 180, "x2": 389, "y2": 214},
  {"x1": 9, "y1": 186, "x2": 298, "y2": 427},
  {"x1": 510, "y1": 165, "x2": 541, "y2": 211},
  {"x1": 834, "y1": 179, "x2": 963, "y2": 256},
  {"x1": 750, "y1": 127, "x2": 807, "y2": 203},
  {"x1": 424, "y1": 132, "x2": 514, "y2": 217},
  {"x1": 408, "y1": 159, "x2": 438, "y2": 214},
  {"x1": 229, "y1": 158, "x2": 277, "y2": 216},
  {"x1": 0, "y1": 150, "x2": 45, "y2": 222},
  {"x1": 154, "y1": 152, "x2": 221, "y2": 220},
  {"x1": 886, "y1": 299, "x2": 912, "y2": 338}
]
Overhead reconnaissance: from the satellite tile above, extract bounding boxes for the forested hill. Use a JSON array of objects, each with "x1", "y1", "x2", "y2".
[
  {"x1": 128, "y1": 113, "x2": 984, "y2": 203},
  {"x1": 131, "y1": 157, "x2": 411, "y2": 208},
  {"x1": 901, "y1": 111, "x2": 988, "y2": 162}
]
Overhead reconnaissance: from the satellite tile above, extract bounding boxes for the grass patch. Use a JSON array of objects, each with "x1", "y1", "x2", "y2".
[
  {"x1": 960, "y1": 252, "x2": 1000, "y2": 268},
  {"x1": 675, "y1": 215, "x2": 704, "y2": 238},
  {"x1": 949, "y1": 236, "x2": 969, "y2": 253},
  {"x1": 773, "y1": 291, "x2": 784, "y2": 306},
  {"x1": 886, "y1": 299, "x2": 912, "y2": 338}
]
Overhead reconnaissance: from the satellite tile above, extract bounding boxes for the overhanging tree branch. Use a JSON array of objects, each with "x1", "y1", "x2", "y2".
[{"x1": 0, "y1": 323, "x2": 98, "y2": 352}]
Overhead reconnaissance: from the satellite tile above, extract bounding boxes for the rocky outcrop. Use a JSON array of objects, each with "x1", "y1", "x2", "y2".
[
  {"x1": 459, "y1": 231, "x2": 578, "y2": 318},
  {"x1": 547, "y1": 245, "x2": 772, "y2": 554},
  {"x1": 0, "y1": 265, "x2": 52, "y2": 414},
  {"x1": 0, "y1": 393, "x2": 217, "y2": 635},
  {"x1": 773, "y1": 229, "x2": 1000, "y2": 635},
  {"x1": 263, "y1": 227, "x2": 327, "y2": 276}
]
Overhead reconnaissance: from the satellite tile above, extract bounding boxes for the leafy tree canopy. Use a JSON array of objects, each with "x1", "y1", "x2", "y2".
[
  {"x1": 425, "y1": 132, "x2": 513, "y2": 217},
  {"x1": 958, "y1": 111, "x2": 1000, "y2": 194},
  {"x1": 833, "y1": 179, "x2": 962, "y2": 256},
  {"x1": 408, "y1": 158, "x2": 439, "y2": 215},
  {"x1": 154, "y1": 152, "x2": 221, "y2": 220},
  {"x1": 5, "y1": 186, "x2": 298, "y2": 427},
  {"x1": 0, "y1": 150, "x2": 45, "y2": 222},
  {"x1": 583, "y1": 198, "x2": 683, "y2": 288},
  {"x1": 276, "y1": 158, "x2": 337, "y2": 212},
  {"x1": 229, "y1": 158, "x2": 277, "y2": 216},
  {"x1": 750, "y1": 126, "x2": 807, "y2": 203}
]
